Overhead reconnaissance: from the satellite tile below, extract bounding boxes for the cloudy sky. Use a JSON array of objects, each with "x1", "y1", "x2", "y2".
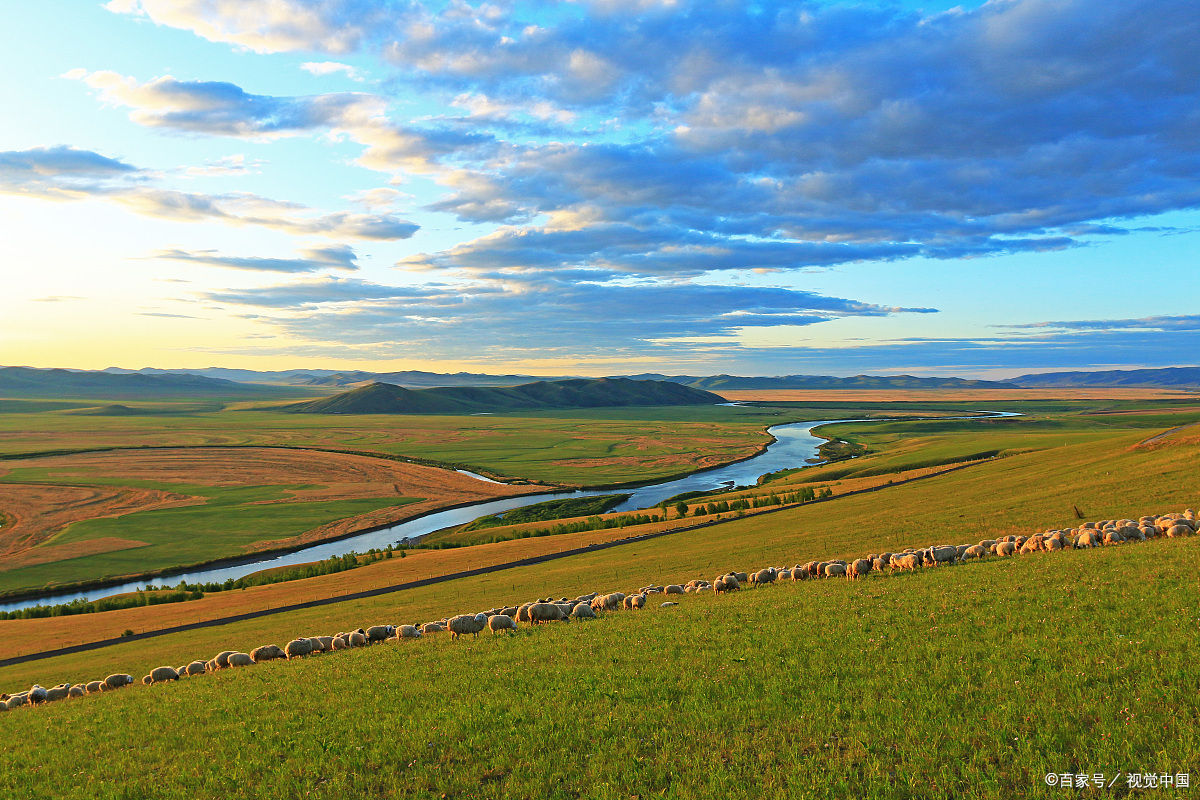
[{"x1": 2, "y1": 0, "x2": 1197, "y2": 377}]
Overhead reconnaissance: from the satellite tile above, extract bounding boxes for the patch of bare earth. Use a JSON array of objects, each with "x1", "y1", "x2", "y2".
[
  {"x1": 0, "y1": 447, "x2": 545, "y2": 559},
  {"x1": 0, "y1": 483, "x2": 199, "y2": 559}
]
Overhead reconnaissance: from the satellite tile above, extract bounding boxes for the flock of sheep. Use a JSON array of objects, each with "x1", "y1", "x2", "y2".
[{"x1": 2, "y1": 508, "x2": 1194, "y2": 713}]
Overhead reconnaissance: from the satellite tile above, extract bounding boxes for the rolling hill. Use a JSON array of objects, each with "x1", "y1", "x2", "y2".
[
  {"x1": 0, "y1": 367, "x2": 303, "y2": 400},
  {"x1": 1011, "y1": 366, "x2": 1200, "y2": 388},
  {"x1": 625, "y1": 373, "x2": 1016, "y2": 390},
  {"x1": 282, "y1": 378, "x2": 726, "y2": 414}
]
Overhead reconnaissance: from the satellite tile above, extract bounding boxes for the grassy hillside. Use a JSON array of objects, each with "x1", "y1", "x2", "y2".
[
  {"x1": 283, "y1": 377, "x2": 726, "y2": 414},
  {"x1": 0, "y1": 402, "x2": 793, "y2": 486},
  {"x1": 2, "y1": 423, "x2": 1194, "y2": 685},
  {"x1": 0, "y1": 535, "x2": 1194, "y2": 799}
]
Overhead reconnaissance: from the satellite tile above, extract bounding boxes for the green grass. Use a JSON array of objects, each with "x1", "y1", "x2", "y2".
[
  {"x1": 0, "y1": 478, "x2": 418, "y2": 594},
  {"x1": 0, "y1": 403, "x2": 802, "y2": 485},
  {"x1": 2, "y1": 399, "x2": 1197, "y2": 797},
  {"x1": 1, "y1": 538, "x2": 1195, "y2": 799},
  {"x1": 459, "y1": 494, "x2": 630, "y2": 531}
]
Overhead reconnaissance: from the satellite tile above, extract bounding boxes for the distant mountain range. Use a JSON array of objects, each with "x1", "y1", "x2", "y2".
[
  {"x1": 627, "y1": 373, "x2": 1013, "y2": 390},
  {"x1": 0, "y1": 367, "x2": 301, "y2": 400},
  {"x1": 100, "y1": 366, "x2": 562, "y2": 388},
  {"x1": 1009, "y1": 367, "x2": 1200, "y2": 388},
  {"x1": 4, "y1": 365, "x2": 1197, "y2": 401},
  {"x1": 283, "y1": 378, "x2": 726, "y2": 414}
]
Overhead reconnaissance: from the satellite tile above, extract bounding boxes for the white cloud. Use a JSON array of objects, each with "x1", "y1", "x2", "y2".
[{"x1": 301, "y1": 61, "x2": 365, "y2": 81}]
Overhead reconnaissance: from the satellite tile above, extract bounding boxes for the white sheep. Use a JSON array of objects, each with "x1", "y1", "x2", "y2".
[
  {"x1": 570, "y1": 604, "x2": 597, "y2": 620},
  {"x1": 487, "y1": 614, "x2": 518, "y2": 633},
  {"x1": 447, "y1": 613, "x2": 488, "y2": 639},
  {"x1": 102, "y1": 674, "x2": 134, "y2": 691},
  {"x1": 147, "y1": 666, "x2": 180, "y2": 684},
  {"x1": 529, "y1": 602, "x2": 569, "y2": 623},
  {"x1": 250, "y1": 646, "x2": 285, "y2": 663},
  {"x1": 848, "y1": 558, "x2": 872, "y2": 580},
  {"x1": 285, "y1": 639, "x2": 314, "y2": 659}
]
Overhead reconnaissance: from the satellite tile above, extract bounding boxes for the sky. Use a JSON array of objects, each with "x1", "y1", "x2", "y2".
[{"x1": 1, "y1": 0, "x2": 1197, "y2": 379}]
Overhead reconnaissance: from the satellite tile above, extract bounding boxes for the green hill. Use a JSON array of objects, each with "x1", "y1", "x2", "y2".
[{"x1": 283, "y1": 378, "x2": 726, "y2": 414}]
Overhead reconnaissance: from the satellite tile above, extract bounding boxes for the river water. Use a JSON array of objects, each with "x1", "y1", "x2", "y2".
[{"x1": 1, "y1": 413, "x2": 1010, "y2": 612}]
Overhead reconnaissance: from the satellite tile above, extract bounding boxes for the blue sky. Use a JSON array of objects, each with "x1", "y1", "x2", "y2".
[{"x1": 1, "y1": 0, "x2": 1197, "y2": 378}]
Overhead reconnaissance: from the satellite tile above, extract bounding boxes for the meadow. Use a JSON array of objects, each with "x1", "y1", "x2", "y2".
[
  {"x1": 0, "y1": 399, "x2": 814, "y2": 485},
  {"x1": 0, "y1": 447, "x2": 541, "y2": 596},
  {"x1": 0, "y1": 524, "x2": 1195, "y2": 798},
  {"x1": 0, "y1": 392, "x2": 1197, "y2": 797}
]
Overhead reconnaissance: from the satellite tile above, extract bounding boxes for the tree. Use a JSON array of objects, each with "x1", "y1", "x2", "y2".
[{"x1": 675, "y1": 501, "x2": 689, "y2": 517}]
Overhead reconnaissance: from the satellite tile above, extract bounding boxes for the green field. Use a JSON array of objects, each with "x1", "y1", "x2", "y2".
[
  {"x1": 0, "y1": 471, "x2": 417, "y2": 594},
  {"x1": 1, "y1": 394, "x2": 1197, "y2": 798},
  {"x1": 0, "y1": 400, "x2": 817, "y2": 485},
  {"x1": 1, "y1": 532, "x2": 1195, "y2": 798}
]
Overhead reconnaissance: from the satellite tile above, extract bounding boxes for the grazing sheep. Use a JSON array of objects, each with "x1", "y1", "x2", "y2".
[
  {"x1": 147, "y1": 666, "x2": 179, "y2": 684},
  {"x1": 1074, "y1": 531, "x2": 1098, "y2": 549},
  {"x1": 594, "y1": 593, "x2": 625, "y2": 611},
  {"x1": 250, "y1": 646, "x2": 285, "y2": 663},
  {"x1": 962, "y1": 544, "x2": 988, "y2": 560},
  {"x1": 995, "y1": 541, "x2": 1018, "y2": 556},
  {"x1": 529, "y1": 602, "x2": 569, "y2": 623},
  {"x1": 397, "y1": 624, "x2": 422, "y2": 639},
  {"x1": 285, "y1": 639, "x2": 314, "y2": 659},
  {"x1": 1044, "y1": 537, "x2": 1064, "y2": 552},
  {"x1": 141, "y1": 676, "x2": 153, "y2": 686},
  {"x1": 570, "y1": 604, "x2": 597, "y2": 620},
  {"x1": 733, "y1": 572, "x2": 749, "y2": 584},
  {"x1": 420, "y1": 622, "x2": 444, "y2": 635},
  {"x1": 889, "y1": 554, "x2": 919, "y2": 573},
  {"x1": 1019, "y1": 535, "x2": 1044, "y2": 554},
  {"x1": 928, "y1": 545, "x2": 958, "y2": 566},
  {"x1": 824, "y1": 562, "x2": 847, "y2": 578},
  {"x1": 448, "y1": 614, "x2": 488, "y2": 639},
  {"x1": 714, "y1": 575, "x2": 739, "y2": 594},
  {"x1": 68, "y1": 685, "x2": 85, "y2": 698},
  {"x1": 6, "y1": 692, "x2": 29, "y2": 710},
  {"x1": 310, "y1": 636, "x2": 333, "y2": 652},
  {"x1": 331, "y1": 636, "x2": 349, "y2": 650},
  {"x1": 484, "y1": 614, "x2": 515, "y2": 634},
  {"x1": 1168, "y1": 524, "x2": 1193, "y2": 538},
  {"x1": 366, "y1": 625, "x2": 394, "y2": 644},
  {"x1": 349, "y1": 631, "x2": 368, "y2": 647},
  {"x1": 517, "y1": 603, "x2": 535, "y2": 622},
  {"x1": 44, "y1": 684, "x2": 71, "y2": 702},
  {"x1": 848, "y1": 558, "x2": 872, "y2": 580},
  {"x1": 664, "y1": 585, "x2": 684, "y2": 595},
  {"x1": 102, "y1": 674, "x2": 134, "y2": 691},
  {"x1": 749, "y1": 568, "x2": 777, "y2": 587},
  {"x1": 1103, "y1": 530, "x2": 1124, "y2": 546},
  {"x1": 575, "y1": 593, "x2": 598, "y2": 603},
  {"x1": 212, "y1": 651, "x2": 236, "y2": 670},
  {"x1": 660, "y1": 602, "x2": 679, "y2": 608},
  {"x1": 777, "y1": 569, "x2": 792, "y2": 581},
  {"x1": 85, "y1": 681, "x2": 102, "y2": 694},
  {"x1": 226, "y1": 653, "x2": 253, "y2": 668}
]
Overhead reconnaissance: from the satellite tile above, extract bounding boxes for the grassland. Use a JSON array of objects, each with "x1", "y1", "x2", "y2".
[
  {"x1": 0, "y1": 447, "x2": 543, "y2": 596},
  {"x1": 0, "y1": 395, "x2": 1197, "y2": 797},
  {"x1": 0, "y1": 400, "x2": 816, "y2": 485},
  {"x1": 1, "y1": 531, "x2": 1195, "y2": 798}
]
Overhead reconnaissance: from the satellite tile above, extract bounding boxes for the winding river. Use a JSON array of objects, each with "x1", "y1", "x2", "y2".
[{"x1": 1, "y1": 412, "x2": 1014, "y2": 612}]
